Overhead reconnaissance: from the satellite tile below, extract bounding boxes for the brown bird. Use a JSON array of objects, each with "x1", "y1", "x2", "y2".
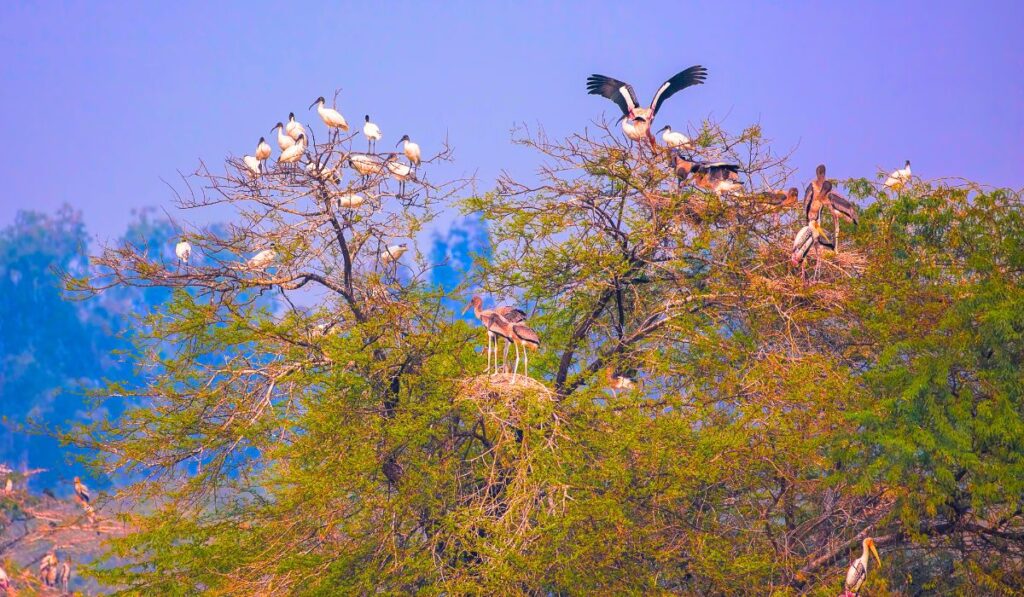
[
  {"x1": 463, "y1": 296, "x2": 515, "y2": 375},
  {"x1": 495, "y1": 304, "x2": 528, "y2": 372},
  {"x1": 606, "y1": 368, "x2": 637, "y2": 396},
  {"x1": 509, "y1": 322, "x2": 541, "y2": 382},
  {"x1": 804, "y1": 164, "x2": 858, "y2": 251}
]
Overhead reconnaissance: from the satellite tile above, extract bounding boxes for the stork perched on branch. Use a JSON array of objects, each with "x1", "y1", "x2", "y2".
[
  {"x1": 73, "y1": 476, "x2": 90, "y2": 504},
  {"x1": 587, "y1": 65, "x2": 708, "y2": 149},
  {"x1": 843, "y1": 537, "x2": 882, "y2": 596},
  {"x1": 672, "y1": 152, "x2": 743, "y2": 196},
  {"x1": 791, "y1": 220, "x2": 834, "y2": 277},
  {"x1": 804, "y1": 164, "x2": 859, "y2": 251},
  {"x1": 464, "y1": 295, "x2": 513, "y2": 375}
]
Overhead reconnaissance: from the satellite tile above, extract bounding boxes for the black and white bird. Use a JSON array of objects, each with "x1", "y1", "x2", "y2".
[
  {"x1": 348, "y1": 153, "x2": 384, "y2": 181},
  {"x1": 243, "y1": 154, "x2": 262, "y2": 177},
  {"x1": 844, "y1": 537, "x2": 882, "y2": 596},
  {"x1": 363, "y1": 115, "x2": 382, "y2": 153},
  {"x1": 285, "y1": 112, "x2": 306, "y2": 141},
  {"x1": 255, "y1": 137, "x2": 272, "y2": 162},
  {"x1": 175, "y1": 238, "x2": 192, "y2": 268},
  {"x1": 271, "y1": 122, "x2": 296, "y2": 151},
  {"x1": 587, "y1": 65, "x2": 708, "y2": 148},
  {"x1": 73, "y1": 477, "x2": 90, "y2": 504},
  {"x1": 397, "y1": 134, "x2": 421, "y2": 167},
  {"x1": 673, "y1": 153, "x2": 743, "y2": 196},
  {"x1": 305, "y1": 155, "x2": 340, "y2": 184},
  {"x1": 248, "y1": 246, "x2": 277, "y2": 270},
  {"x1": 310, "y1": 96, "x2": 349, "y2": 132},
  {"x1": 884, "y1": 160, "x2": 912, "y2": 189},
  {"x1": 791, "y1": 220, "x2": 834, "y2": 269},
  {"x1": 657, "y1": 125, "x2": 692, "y2": 149},
  {"x1": 335, "y1": 193, "x2": 366, "y2": 209},
  {"x1": 804, "y1": 165, "x2": 859, "y2": 251},
  {"x1": 278, "y1": 134, "x2": 306, "y2": 164},
  {"x1": 386, "y1": 153, "x2": 415, "y2": 197},
  {"x1": 379, "y1": 243, "x2": 408, "y2": 265}
]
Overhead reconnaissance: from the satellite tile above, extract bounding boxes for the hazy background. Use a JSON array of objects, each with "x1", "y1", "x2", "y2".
[{"x1": 0, "y1": 0, "x2": 1022, "y2": 487}]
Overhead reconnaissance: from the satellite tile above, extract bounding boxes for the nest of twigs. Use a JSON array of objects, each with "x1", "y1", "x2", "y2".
[{"x1": 458, "y1": 373, "x2": 555, "y2": 420}]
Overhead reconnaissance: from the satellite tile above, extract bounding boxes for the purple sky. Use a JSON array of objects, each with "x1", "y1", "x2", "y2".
[{"x1": 1, "y1": 1, "x2": 1021, "y2": 240}]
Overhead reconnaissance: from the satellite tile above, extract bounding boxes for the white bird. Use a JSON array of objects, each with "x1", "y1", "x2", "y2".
[
  {"x1": 379, "y1": 243, "x2": 408, "y2": 265},
  {"x1": 348, "y1": 153, "x2": 384, "y2": 178},
  {"x1": 386, "y1": 154, "x2": 415, "y2": 197},
  {"x1": 175, "y1": 238, "x2": 192, "y2": 266},
  {"x1": 278, "y1": 134, "x2": 306, "y2": 164},
  {"x1": 336, "y1": 193, "x2": 366, "y2": 209},
  {"x1": 73, "y1": 477, "x2": 90, "y2": 504},
  {"x1": 656, "y1": 125, "x2": 692, "y2": 149},
  {"x1": 0, "y1": 564, "x2": 9, "y2": 592},
  {"x1": 285, "y1": 112, "x2": 305, "y2": 141},
  {"x1": 243, "y1": 155, "x2": 262, "y2": 177},
  {"x1": 396, "y1": 134, "x2": 421, "y2": 167},
  {"x1": 305, "y1": 156, "x2": 340, "y2": 183},
  {"x1": 363, "y1": 115, "x2": 382, "y2": 152},
  {"x1": 884, "y1": 160, "x2": 912, "y2": 189},
  {"x1": 845, "y1": 537, "x2": 882, "y2": 595},
  {"x1": 255, "y1": 137, "x2": 272, "y2": 161},
  {"x1": 310, "y1": 96, "x2": 349, "y2": 131},
  {"x1": 248, "y1": 247, "x2": 277, "y2": 270},
  {"x1": 271, "y1": 122, "x2": 295, "y2": 151}
]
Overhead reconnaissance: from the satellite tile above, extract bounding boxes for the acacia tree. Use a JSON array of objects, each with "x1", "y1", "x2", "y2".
[{"x1": 67, "y1": 106, "x2": 1024, "y2": 595}]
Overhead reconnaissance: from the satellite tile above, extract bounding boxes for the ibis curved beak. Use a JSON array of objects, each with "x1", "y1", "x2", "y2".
[
  {"x1": 657, "y1": 125, "x2": 669, "y2": 134},
  {"x1": 395, "y1": 139, "x2": 402, "y2": 147},
  {"x1": 308, "y1": 99, "x2": 318, "y2": 110},
  {"x1": 869, "y1": 540, "x2": 881, "y2": 568}
]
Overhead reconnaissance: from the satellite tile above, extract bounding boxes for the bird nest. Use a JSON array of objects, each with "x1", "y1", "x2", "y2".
[{"x1": 456, "y1": 374, "x2": 557, "y2": 425}]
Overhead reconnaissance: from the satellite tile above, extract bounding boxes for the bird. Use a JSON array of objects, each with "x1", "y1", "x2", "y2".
[
  {"x1": 760, "y1": 187, "x2": 800, "y2": 209},
  {"x1": 305, "y1": 155, "x2": 340, "y2": 183},
  {"x1": 804, "y1": 165, "x2": 859, "y2": 251},
  {"x1": 508, "y1": 322, "x2": 540, "y2": 382},
  {"x1": 363, "y1": 115, "x2": 382, "y2": 153},
  {"x1": 255, "y1": 137, "x2": 272, "y2": 162},
  {"x1": 335, "y1": 193, "x2": 366, "y2": 209},
  {"x1": 791, "y1": 220, "x2": 835, "y2": 273},
  {"x1": 285, "y1": 112, "x2": 306, "y2": 141},
  {"x1": 310, "y1": 96, "x2": 349, "y2": 132},
  {"x1": 397, "y1": 134, "x2": 421, "y2": 167},
  {"x1": 587, "y1": 65, "x2": 708, "y2": 149},
  {"x1": 606, "y1": 368, "x2": 636, "y2": 391},
  {"x1": 671, "y1": 153, "x2": 743, "y2": 195},
  {"x1": 463, "y1": 295, "x2": 516, "y2": 375},
  {"x1": 657, "y1": 125, "x2": 692, "y2": 149},
  {"x1": 348, "y1": 153, "x2": 384, "y2": 180},
  {"x1": 844, "y1": 537, "x2": 882, "y2": 596},
  {"x1": 884, "y1": 160, "x2": 912, "y2": 189},
  {"x1": 385, "y1": 154, "x2": 415, "y2": 197},
  {"x1": 278, "y1": 134, "x2": 306, "y2": 164},
  {"x1": 0, "y1": 564, "x2": 8, "y2": 593},
  {"x1": 248, "y1": 247, "x2": 277, "y2": 270},
  {"x1": 175, "y1": 238, "x2": 192, "y2": 268},
  {"x1": 495, "y1": 305, "x2": 528, "y2": 372},
  {"x1": 3, "y1": 477, "x2": 12, "y2": 495},
  {"x1": 243, "y1": 155, "x2": 262, "y2": 177},
  {"x1": 73, "y1": 476, "x2": 90, "y2": 504},
  {"x1": 379, "y1": 243, "x2": 408, "y2": 266},
  {"x1": 271, "y1": 122, "x2": 295, "y2": 151},
  {"x1": 56, "y1": 559, "x2": 71, "y2": 593},
  {"x1": 40, "y1": 551, "x2": 57, "y2": 587}
]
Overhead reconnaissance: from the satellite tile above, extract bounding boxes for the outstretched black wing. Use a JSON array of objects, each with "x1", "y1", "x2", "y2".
[
  {"x1": 587, "y1": 74, "x2": 640, "y2": 117},
  {"x1": 827, "y1": 191, "x2": 859, "y2": 225},
  {"x1": 650, "y1": 65, "x2": 709, "y2": 116}
]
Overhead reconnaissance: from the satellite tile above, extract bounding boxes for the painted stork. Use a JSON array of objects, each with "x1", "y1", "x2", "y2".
[
  {"x1": 56, "y1": 560, "x2": 71, "y2": 593},
  {"x1": 40, "y1": 551, "x2": 57, "y2": 586},
  {"x1": 271, "y1": 122, "x2": 295, "y2": 151},
  {"x1": 278, "y1": 134, "x2": 306, "y2": 164},
  {"x1": 762, "y1": 187, "x2": 800, "y2": 209},
  {"x1": 884, "y1": 160, "x2": 912, "y2": 189},
  {"x1": 335, "y1": 193, "x2": 366, "y2": 209},
  {"x1": 73, "y1": 476, "x2": 90, "y2": 504},
  {"x1": 397, "y1": 134, "x2": 421, "y2": 168},
  {"x1": 285, "y1": 112, "x2": 306, "y2": 141},
  {"x1": 509, "y1": 322, "x2": 540, "y2": 382},
  {"x1": 804, "y1": 165, "x2": 858, "y2": 251},
  {"x1": 791, "y1": 220, "x2": 834, "y2": 274},
  {"x1": 463, "y1": 295, "x2": 515, "y2": 375},
  {"x1": 495, "y1": 305, "x2": 528, "y2": 373},
  {"x1": 587, "y1": 65, "x2": 708, "y2": 149},
  {"x1": 175, "y1": 238, "x2": 191, "y2": 269},
  {"x1": 310, "y1": 96, "x2": 349, "y2": 131},
  {"x1": 248, "y1": 246, "x2": 277, "y2": 270},
  {"x1": 385, "y1": 153, "x2": 415, "y2": 197},
  {"x1": 363, "y1": 115, "x2": 382, "y2": 152},
  {"x1": 243, "y1": 154, "x2": 262, "y2": 177},
  {"x1": 844, "y1": 537, "x2": 882, "y2": 596},
  {"x1": 379, "y1": 243, "x2": 408, "y2": 265},
  {"x1": 255, "y1": 137, "x2": 272, "y2": 162},
  {"x1": 348, "y1": 153, "x2": 384, "y2": 181},
  {"x1": 657, "y1": 125, "x2": 692, "y2": 149},
  {"x1": 671, "y1": 153, "x2": 742, "y2": 195}
]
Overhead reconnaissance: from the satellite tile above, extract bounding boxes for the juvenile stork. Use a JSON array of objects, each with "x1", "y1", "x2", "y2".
[
  {"x1": 791, "y1": 220, "x2": 834, "y2": 277},
  {"x1": 843, "y1": 537, "x2": 882, "y2": 596},
  {"x1": 397, "y1": 134, "x2": 421, "y2": 168},
  {"x1": 587, "y1": 65, "x2": 708, "y2": 149},
  {"x1": 884, "y1": 160, "x2": 912, "y2": 190},
  {"x1": 363, "y1": 115, "x2": 382, "y2": 153},
  {"x1": 310, "y1": 96, "x2": 349, "y2": 132},
  {"x1": 175, "y1": 238, "x2": 192, "y2": 270},
  {"x1": 56, "y1": 559, "x2": 71, "y2": 594},
  {"x1": 656, "y1": 125, "x2": 692, "y2": 149},
  {"x1": 509, "y1": 322, "x2": 540, "y2": 382},
  {"x1": 464, "y1": 295, "x2": 514, "y2": 375},
  {"x1": 271, "y1": 122, "x2": 295, "y2": 151},
  {"x1": 285, "y1": 112, "x2": 306, "y2": 141},
  {"x1": 804, "y1": 165, "x2": 858, "y2": 251},
  {"x1": 40, "y1": 551, "x2": 57, "y2": 587},
  {"x1": 73, "y1": 476, "x2": 90, "y2": 504},
  {"x1": 496, "y1": 305, "x2": 528, "y2": 373}
]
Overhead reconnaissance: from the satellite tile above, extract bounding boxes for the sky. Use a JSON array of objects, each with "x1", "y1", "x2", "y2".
[{"x1": 1, "y1": 0, "x2": 1022, "y2": 241}]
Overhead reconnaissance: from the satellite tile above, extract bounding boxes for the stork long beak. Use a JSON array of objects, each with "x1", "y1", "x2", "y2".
[
  {"x1": 461, "y1": 302, "x2": 472, "y2": 314},
  {"x1": 868, "y1": 540, "x2": 881, "y2": 568}
]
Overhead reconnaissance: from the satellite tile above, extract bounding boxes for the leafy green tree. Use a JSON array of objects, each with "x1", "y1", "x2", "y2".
[{"x1": 70, "y1": 114, "x2": 1023, "y2": 595}]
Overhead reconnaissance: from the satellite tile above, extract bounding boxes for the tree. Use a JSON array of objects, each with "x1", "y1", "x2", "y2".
[{"x1": 70, "y1": 108, "x2": 1024, "y2": 595}]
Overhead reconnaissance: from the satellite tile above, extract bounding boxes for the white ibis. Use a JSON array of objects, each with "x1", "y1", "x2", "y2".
[
  {"x1": 509, "y1": 322, "x2": 540, "y2": 382},
  {"x1": 884, "y1": 160, "x2": 912, "y2": 189},
  {"x1": 278, "y1": 134, "x2": 306, "y2": 164},
  {"x1": 385, "y1": 153, "x2": 415, "y2": 197},
  {"x1": 255, "y1": 137, "x2": 272, "y2": 162},
  {"x1": 248, "y1": 246, "x2": 278, "y2": 270},
  {"x1": 271, "y1": 122, "x2": 296, "y2": 151},
  {"x1": 175, "y1": 238, "x2": 192, "y2": 268},
  {"x1": 463, "y1": 295, "x2": 515, "y2": 375},
  {"x1": 348, "y1": 153, "x2": 384, "y2": 180},
  {"x1": 397, "y1": 134, "x2": 421, "y2": 167},
  {"x1": 243, "y1": 154, "x2": 262, "y2": 177},
  {"x1": 73, "y1": 476, "x2": 90, "y2": 504},
  {"x1": 305, "y1": 155, "x2": 340, "y2": 183},
  {"x1": 363, "y1": 115, "x2": 382, "y2": 152},
  {"x1": 587, "y1": 65, "x2": 708, "y2": 149},
  {"x1": 310, "y1": 96, "x2": 349, "y2": 131},
  {"x1": 285, "y1": 112, "x2": 305, "y2": 141},
  {"x1": 335, "y1": 193, "x2": 366, "y2": 209},
  {"x1": 844, "y1": 537, "x2": 882, "y2": 596},
  {"x1": 379, "y1": 243, "x2": 407, "y2": 266},
  {"x1": 657, "y1": 125, "x2": 692, "y2": 149}
]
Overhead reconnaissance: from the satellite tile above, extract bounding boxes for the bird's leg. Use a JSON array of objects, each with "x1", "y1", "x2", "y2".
[
  {"x1": 522, "y1": 345, "x2": 529, "y2": 380},
  {"x1": 835, "y1": 217, "x2": 841, "y2": 254},
  {"x1": 502, "y1": 341, "x2": 511, "y2": 374},
  {"x1": 511, "y1": 341, "x2": 521, "y2": 383},
  {"x1": 485, "y1": 332, "x2": 492, "y2": 374},
  {"x1": 813, "y1": 243, "x2": 822, "y2": 280}
]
